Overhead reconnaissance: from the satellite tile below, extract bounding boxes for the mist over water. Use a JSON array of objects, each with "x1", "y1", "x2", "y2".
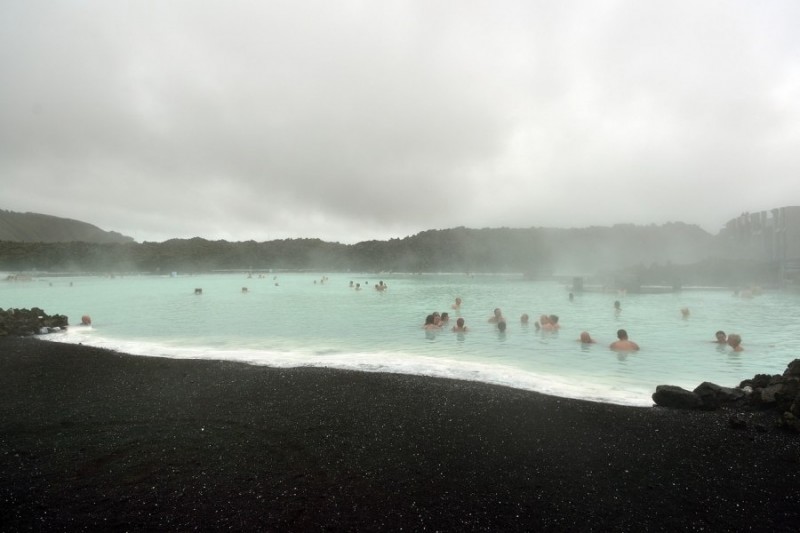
[{"x1": 3, "y1": 272, "x2": 798, "y2": 406}]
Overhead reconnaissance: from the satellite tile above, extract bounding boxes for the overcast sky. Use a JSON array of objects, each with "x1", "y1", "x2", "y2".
[{"x1": 2, "y1": 1, "x2": 798, "y2": 243}]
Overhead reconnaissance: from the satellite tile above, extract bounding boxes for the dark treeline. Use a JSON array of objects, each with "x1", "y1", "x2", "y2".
[
  {"x1": 0, "y1": 228, "x2": 550, "y2": 274},
  {"x1": 0, "y1": 224, "x2": 775, "y2": 286}
]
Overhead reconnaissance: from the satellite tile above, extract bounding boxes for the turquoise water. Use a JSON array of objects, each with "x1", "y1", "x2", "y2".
[{"x1": 2, "y1": 272, "x2": 798, "y2": 406}]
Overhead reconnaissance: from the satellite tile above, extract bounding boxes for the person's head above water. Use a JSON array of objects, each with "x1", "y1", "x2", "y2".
[
  {"x1": 488, "y1": 308, "x2": 504, "y2": 323},
  {"x1": 580, "y1": 331, "x2": 594, "y2": 343},
  {"x1": 610, "y1": 328, "x2": 639, "y2": 351},
  {"x1": 715, "y1": 330, "x2": 727, "y2": 343},
  {"x1": 727, "y1": 333, "x2": 743, "y2": 350}
]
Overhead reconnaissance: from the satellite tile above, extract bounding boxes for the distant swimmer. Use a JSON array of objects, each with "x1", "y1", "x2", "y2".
[
  {"x1": 520, "y1": 313, "x2": 529, "y2": 325},
  {"x1": 568, "y1": 292, "x2": 574, "y2": 301},
  {"x1": 451, "y1": 317, "x2": 468, "y2": 332},
  {"x1": 540, "y1": 314, "x2": 558, "y2": 332},
  {"x1": 681, "y1": 307, "x2": 690, "y2": 319},
  {"x1": 440, "y1": 312, "x2": 450, "y2": 326},
  {"x1": 579, "y1": 331, "x2": 596, "y2": 344},
  {"x1": 609, "y1": 329, "x2": 639, "y2": 351},
  {"x1": 497, "y1": 320, "x2": 507, "y2": 333},
  {"x1": 714, "y1": 330, "x2": 727, "y2": 344},
  {"x1": 80, "y1": 315, "x2": 92, "y2": 326},
  {"x1": 614, "y1": 300, "x2": 621, "y2": 314},
  {"x1": 488, "y1": 308, "x2": 504, "y2": 323},
  {"x1": 423, "y1": 314, "x2": 440, "y2": 330},
  {"x1": 451, "y1": 297, "x2": 462, "y2": 311},
  {"x1": 727, "y1": 333, "x2": 744, "y2": 352}
]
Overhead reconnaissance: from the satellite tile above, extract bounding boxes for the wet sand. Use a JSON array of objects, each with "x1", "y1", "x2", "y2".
[{"x1": 1, "y1": 336, "x2": 798, "y2": 531}]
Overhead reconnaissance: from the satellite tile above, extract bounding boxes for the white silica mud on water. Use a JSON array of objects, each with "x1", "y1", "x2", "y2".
[{"x1": 3, "y1": 272, "x2": 798, "y2": 406}]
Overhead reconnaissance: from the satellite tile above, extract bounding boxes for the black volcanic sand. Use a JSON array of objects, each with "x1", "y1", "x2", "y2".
[{"x1": 1, "y1": 337, "x2": 798, "y2": 531}]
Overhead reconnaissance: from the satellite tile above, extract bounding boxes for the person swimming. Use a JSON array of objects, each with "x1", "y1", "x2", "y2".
[
  {"x1": 579, "y1": 331, "x2": 596, "y2": 344},
  {"x1": 423, "y1": 314, "x2": 440, "y2": 330},
  {"x1": 714, "y1": 330, "x2": 727, "y2": 344},
  {"x1": 451, "y1": 297, "x2": 462, "y2": 311},
  {"x1": 727, "y1": 333, "x2": 744, "y2": 352},
  {"x1": 451, "y1": 317, "x2": 468, "y2": 332},
  {"x1": 609, "y1": 329, "x2": 639, "y2": 351},
  {"x1": 488, "y1": 308, "x2": 504, "y2": 323}
]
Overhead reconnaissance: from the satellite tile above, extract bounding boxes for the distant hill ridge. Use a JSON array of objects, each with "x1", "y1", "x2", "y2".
[
  {"x1": 0, "y1": 210, "x2": 134, "y2": 244},
  {"x1": 0, "y1": 210, "x2": 746, "y2": 280}
]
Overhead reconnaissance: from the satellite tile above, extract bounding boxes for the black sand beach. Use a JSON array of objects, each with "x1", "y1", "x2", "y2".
[{"x1": 1, "y1": 337, "x2": 798, "y2": 531}]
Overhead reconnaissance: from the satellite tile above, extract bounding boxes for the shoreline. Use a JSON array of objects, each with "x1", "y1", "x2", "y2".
[
  {"x1": 1, "y1": 336, "x2": 798, "y2": 530},
  {"x1": 45, "y1": 333, "x2": 656, "y2": 407}
]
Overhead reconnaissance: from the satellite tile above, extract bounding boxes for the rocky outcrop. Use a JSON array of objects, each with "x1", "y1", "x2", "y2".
[
  {"x1": 693, "y1": 382, "x2": 745, "y2": 410},
  {"x1": 652, "y1": 382, "x2": 747, "y2": 411},
  {"x1": 652, "y1": 359, "x2": 800, "y2": 433},
  {"x1": 0, "y1": 307, "x2": 69, "y2": 336},
  {"x1": 652, "y1": 385, "x2": 701, "y2": 409}
]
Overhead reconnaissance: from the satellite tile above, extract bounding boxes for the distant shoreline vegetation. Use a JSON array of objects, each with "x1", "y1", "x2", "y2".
[{"x1": 0, "y1": 225, "x2": 780, "y2": 287}]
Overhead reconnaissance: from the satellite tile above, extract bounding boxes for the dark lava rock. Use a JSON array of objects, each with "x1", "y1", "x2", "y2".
[
  {"x1": 652, "y1": 385, "x2": 700, "y2": 409},
  {"x1": 0, "y1": 307, "x2": 69, "y2": 336}
]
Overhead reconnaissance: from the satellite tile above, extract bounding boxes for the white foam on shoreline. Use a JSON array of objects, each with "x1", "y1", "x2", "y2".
[{"x1": 45, "y1": 330, "x2": 654, "y2": 407}]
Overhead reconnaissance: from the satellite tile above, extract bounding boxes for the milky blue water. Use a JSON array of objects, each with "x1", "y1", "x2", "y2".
[{"x1": 2, "y1": 272, "x2": 798, "y2": 406}]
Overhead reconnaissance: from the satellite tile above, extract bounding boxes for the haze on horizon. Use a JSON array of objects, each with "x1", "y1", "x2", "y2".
[{"x1": 1, "y1": 1, "x2": 799, "y2": 244}]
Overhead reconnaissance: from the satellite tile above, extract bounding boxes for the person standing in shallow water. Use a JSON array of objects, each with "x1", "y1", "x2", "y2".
[{"x1": 609, "y1": 329, "x2": 639, "y2": 351}]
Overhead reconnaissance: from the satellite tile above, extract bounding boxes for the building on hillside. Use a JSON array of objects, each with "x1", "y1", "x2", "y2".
[{"x1": 722, "y1": 206, "x2": 800, "y2": 286}]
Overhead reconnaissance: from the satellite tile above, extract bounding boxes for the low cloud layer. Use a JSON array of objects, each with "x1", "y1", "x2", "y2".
[{"x1": 2, "y1": 1, "x2": 798, "y2": 243}]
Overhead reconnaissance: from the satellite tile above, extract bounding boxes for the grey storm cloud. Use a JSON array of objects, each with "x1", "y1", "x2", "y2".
[{"x1": 1, "y1": 0, "x2": 799, "y2": 243}]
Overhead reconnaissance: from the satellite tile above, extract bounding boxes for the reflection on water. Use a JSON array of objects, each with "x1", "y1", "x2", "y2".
[{"x1": 3, "y1": 272, "x2": 799, "y2": 406}]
